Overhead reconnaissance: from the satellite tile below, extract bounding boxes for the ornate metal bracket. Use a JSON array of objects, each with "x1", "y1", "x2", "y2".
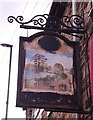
[{"x1": 7, "y1": 14, "x2": 87, "y2": 38}]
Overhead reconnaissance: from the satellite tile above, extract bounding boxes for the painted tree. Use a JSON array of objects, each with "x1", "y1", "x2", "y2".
[
  {"x1": 31, "y1": 53, "x2": 47, "y2": 72},
  {"x1": 53, "y1": 63, "x2": 64, "y2": 73}
]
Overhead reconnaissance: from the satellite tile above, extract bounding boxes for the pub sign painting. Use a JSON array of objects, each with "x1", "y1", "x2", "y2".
[
  {"x1": 16, "y1": 32, "x2": 82, "y2": 112},
  {"x1": 23, "y1": 44, "x2": 73, "y2": 95}
]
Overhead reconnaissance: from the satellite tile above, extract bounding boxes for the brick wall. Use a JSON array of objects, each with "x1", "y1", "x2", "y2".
[
  {"x1": 27, "y1": 1, "x2": 93, "y2": 119},
  {"x1": 78, "y1": 2, "x2": 93, "y2": 120}
]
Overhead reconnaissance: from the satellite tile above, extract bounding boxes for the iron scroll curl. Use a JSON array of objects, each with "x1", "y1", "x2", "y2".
[{"x1": 62, "y1": 15, "x2": 85, "y2": 29}]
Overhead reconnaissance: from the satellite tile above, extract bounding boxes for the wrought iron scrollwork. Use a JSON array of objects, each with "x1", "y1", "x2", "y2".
[
  {"x1": 8, "y1": 16, "x2": 24, "y2": 24},
  {"x1": 8, "y1": 14, "x2": 48, "y2": 27},
  {"x1": 7, "y1": 14, "x2": 87, "y2": 35},
  {"x1": 62, "y1": 15, "x2": 85, "y2": 29}
]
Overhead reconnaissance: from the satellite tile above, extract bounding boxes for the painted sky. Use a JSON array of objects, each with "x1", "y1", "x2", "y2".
[{"x1": 25, "y1": 50, "x2": 73, "y2": 69}]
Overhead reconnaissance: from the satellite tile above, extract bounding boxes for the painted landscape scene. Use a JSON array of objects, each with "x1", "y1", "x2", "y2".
[{"x1": 23, "y1": 50, "x2": 74, "y2": 95}]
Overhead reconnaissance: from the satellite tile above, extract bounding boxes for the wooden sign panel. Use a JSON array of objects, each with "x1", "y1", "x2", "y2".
[{"x1": 16, "y1": 31, "x2": 83, "y2": 112}]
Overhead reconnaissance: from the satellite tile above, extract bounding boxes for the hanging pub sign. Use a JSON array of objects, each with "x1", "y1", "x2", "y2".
[{"x1": 16, "y1": 31, "x2": 83, "y2": 113}]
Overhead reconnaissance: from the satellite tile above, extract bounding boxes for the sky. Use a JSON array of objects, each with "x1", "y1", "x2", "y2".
[{"x1": 0, "y1": 0, "x2": 52, "y2": 119}]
